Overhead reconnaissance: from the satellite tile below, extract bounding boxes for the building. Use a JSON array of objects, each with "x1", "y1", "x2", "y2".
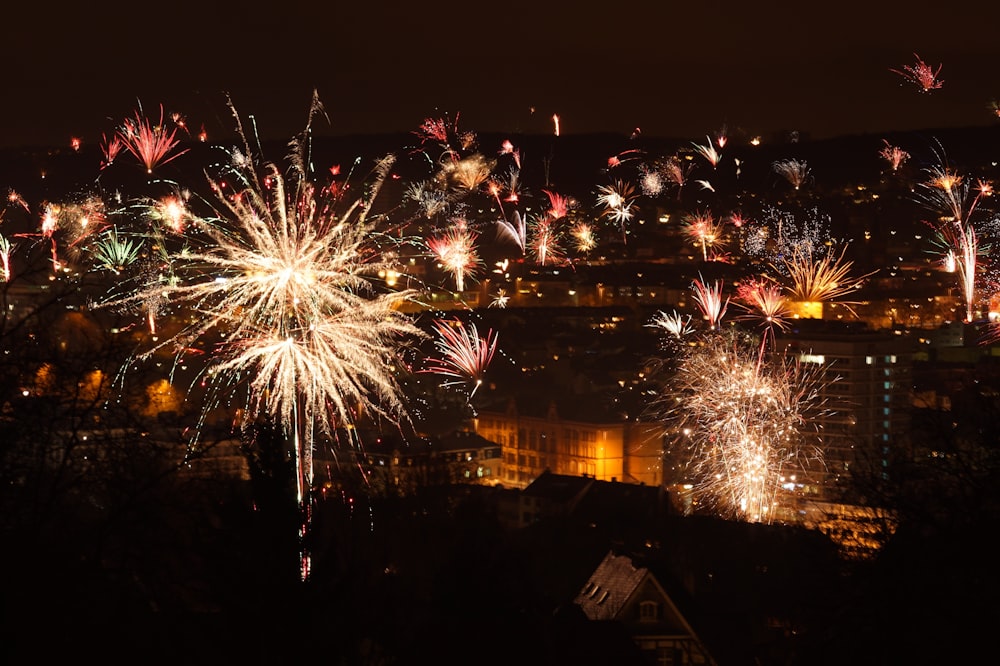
[
  {"x1": 321, "y1": 428, "x2": 502, "y2": 496},
  {"x1": 775, "y1": 320, "x2": 915, "y2": 505},
  {"x1": 473, "y1": 397, "x2": 662, "y2": 490},
  {"x1": 574, "y1": 549, "x2": 718, "y2": 665}
]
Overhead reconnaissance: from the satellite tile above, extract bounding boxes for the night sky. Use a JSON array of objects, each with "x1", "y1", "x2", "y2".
[{"x1": 2, "y1": 2, "x2": 1000, "y2": 149}]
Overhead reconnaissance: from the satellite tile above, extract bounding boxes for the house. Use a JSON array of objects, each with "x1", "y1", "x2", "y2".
[{"x1": 575, "y1": 549, "x2": 717, "y2": 665}]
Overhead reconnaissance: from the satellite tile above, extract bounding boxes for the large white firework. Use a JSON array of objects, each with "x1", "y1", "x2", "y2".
[
  {"x1": 102, "y1": 93, "x2": 426, "y2": 579},
  {"x1": 651, "y1": 328, "x2": 829, "y2": 523}
]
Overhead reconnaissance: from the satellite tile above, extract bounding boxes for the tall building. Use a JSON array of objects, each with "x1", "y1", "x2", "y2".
[{"x1": 775, "y1": 321, "x2": 915, "y2": 505}]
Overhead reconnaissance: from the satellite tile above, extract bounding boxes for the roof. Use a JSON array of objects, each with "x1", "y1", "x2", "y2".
[
  {"x1": 522, "y1": 470, "x2": 594, "y2": 503},
  {"x1": 575, "y1": 550, "x2": 648, "y2": 621}
]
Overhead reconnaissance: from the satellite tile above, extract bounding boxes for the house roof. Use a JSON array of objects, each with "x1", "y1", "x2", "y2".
[
  {"x1": 522, "y1": 470, "x2": 594, "y2": 503},
  {"x1": 575, "y1": 550, "x2": 648, "y2": 621}
]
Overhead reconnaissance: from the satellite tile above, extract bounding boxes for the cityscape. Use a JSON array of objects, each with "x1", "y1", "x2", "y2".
[{"x1": 1, "y1": 89, "x2": 999, "y2": 665}]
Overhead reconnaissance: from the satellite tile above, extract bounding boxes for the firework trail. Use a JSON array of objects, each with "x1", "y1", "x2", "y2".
[
  {"x1": 100, "y1": 93, "x2": 426, "y2": 580},
  {"x1": 650, "y1": 328, "x2": 828, "y2": 523},
  {"x1": 421, "y1": 318, "x2": 498, "y2": 401}
]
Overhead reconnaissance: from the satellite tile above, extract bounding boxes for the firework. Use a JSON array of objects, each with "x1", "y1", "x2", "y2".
[
  {"x1": 427, "y1": 222, "x2": 480, "y2": 293},
  {"x1": 421, "y1": 318, "x2": 498, "y2": 400},
  {"x1": 101, "y1": 93, "x2": 425, "y2": 580},
  {"x1": 661, "y1": 154, "x2": 694, "y2": 197},
  {"x1": 596, "y1": 180, "x2": 636, "y2": 240},
  {"x1": 495, "y1": 210, "x2": 527, "y2": 255},
  {"x1": 772, "y1": 159, "x2": 812, "y2": 190},
  {"x1": 737, "y1": 278, "x2": 791, "y2": 330},
  {"x1": 100, "y1": 132, "x2": 125, "y2": 170},
  {"x1": 648, "y1": 309, "x2": 694, "y2": 340},
  {"x1": 740, "y1": 205, "x2": 834, "y2": 265},
  {"x1": 879, "y1": 140, "x2": 910, "y2": 172},
  {"x1": 437, "y1": 153, "x2": 495, "y2": 192},
  {"x1": 691, "y1": 275, "x2": 729, "y2": 330},
  {"x1": 890, "y1": 53, "x2": 944, "y2": 93},
  {"x1": 529, "y1": 216, "x2": 565, "y2": 266},
  {"x1": 931, "y1": 220, "x2": 982, "y2": 323},
  {"x1": 684, "y1": 210, "x2": 726, "y2": 261},
  {"x1": 782, "y1": 245, "x2": 872, "y2": 310},
  {"x1": 570, "y1": 221, "x2": 597, "y2": 254},
  {"x1": 90, "y1": 227, "x2": 143, "y2": 274},
  {"x1": 651, "y1": 328, "x2": 828, "y2": 523},
  {"x1": 119, "y1": 104, "x2": 190, "y2": 174},
  {"x1": 489, "y1": 289, "x2": 510, "y2": 309},
  {"x1": 543, "y1": 189, "x2": 572, "y2": 220},
  {"x1": 691, "y1": 136, "x2": 722, "y2": 168},
  {"x1": 0, "y1": 233, "x2": 12, "y2": 281},
  {"x1": 735, "y1": 277, "x2": 792, "y2": 358}
]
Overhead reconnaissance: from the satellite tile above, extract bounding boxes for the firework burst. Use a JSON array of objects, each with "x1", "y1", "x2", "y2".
[
  {"x1": 421, "y1": 318, "x2": 498, "y2": 401},
  {"x1": 772, "y1": 159, "x2": 812, "y2": 190},
  {"x1": 691, "y1": 275, "x2": 729, "y2": 330},
  {"x1": 891, "y1": 53, "x2": 944, "y2": 93},
  {"x1": 781, "y1": 245, "x2": 872, "y2": 313},
  {"x1": 650, "y1": 328, "x2": 828, "y2": 523},
  {"x1": 118, "y1": 104, "x2": 190, "y2": 174},
  {"x1": 101, "y1": 93, "x2": 426, "y2": 580},
  {"x1": 427, "y1": 221, "x2": 480, "y2": 293}
]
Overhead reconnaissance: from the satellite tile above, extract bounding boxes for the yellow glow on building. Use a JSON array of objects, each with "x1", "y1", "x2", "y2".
[{"x1": 788, "y1": 300, "x2": 824, "y2": 319}]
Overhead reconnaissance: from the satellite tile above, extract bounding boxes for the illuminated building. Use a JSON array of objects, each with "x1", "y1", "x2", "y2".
[
  {"x1": 775, "y1": 321, "x2": 914, "y2": 504},
  {"x1": 473, "y1": 398, "x2": 662, "y2": 490}
]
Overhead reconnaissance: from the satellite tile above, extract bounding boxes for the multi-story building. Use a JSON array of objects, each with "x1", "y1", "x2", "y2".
[
  {"x1": 774, "y1": 320, "x2": 915, "y2": 505},
  {"x1": 473, "y1": 398, "x2": 662, "y2": 490}
]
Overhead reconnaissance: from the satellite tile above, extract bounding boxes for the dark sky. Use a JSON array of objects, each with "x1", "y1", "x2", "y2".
[{"x1": 2, "y1": 1, "x2": 999, "y2": 149}]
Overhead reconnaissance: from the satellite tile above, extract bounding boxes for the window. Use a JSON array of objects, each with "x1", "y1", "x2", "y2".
[{"x1": 639, "y1": 600, "x2": 660, "y2": 623}]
